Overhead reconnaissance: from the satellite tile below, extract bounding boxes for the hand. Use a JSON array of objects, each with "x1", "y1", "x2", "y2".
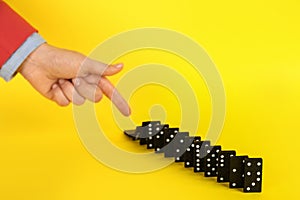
[{"x1": 18, "y1": 43, "x2": 131, "y2": 116}]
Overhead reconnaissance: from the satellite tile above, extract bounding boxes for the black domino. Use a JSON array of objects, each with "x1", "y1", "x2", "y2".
[
  {"x1": 193, "y1": 141, "x2": 203, "y2": 172},
  {"x1": 153, "y1": 124, "x2": 169, "y2": 152},
  {"x1": 147, "y1": 124, "x2": 166, "y2": 149},
  {"x1": 164, "y1": 128, "x2": 179, "y2": 157},
  {"x1": 243, "y1": 158, "x2": 263, "y2": 193},
  {"x1": 217, "y1": 150, "x2": 236, "y2": 182},
  {"x1": 229, "y1": 155, "x2": 248, "y2": 188},
  {"x1": 183, "y1": 136, "x2": 201, "y2": 168},
  {"x1": 173, "y1": 132, "x2": 190, "y2": 162},
  {"x1": 194, "y1": 140, "x2": 210, "y2": 172},
  {"x1": 139, "y1": 121, "x2": 161, "y2": 145},
  {"x1": 204, "y1": 145, "x2": 222, "y2": 177},
  {"x1": 124, "y1": 129, "x2": 138, "y2": 140}
]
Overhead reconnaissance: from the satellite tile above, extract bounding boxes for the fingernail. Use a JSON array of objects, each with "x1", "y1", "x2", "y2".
[
  {"x1": 114, "y1": 63, "x2": 123, "y2": 69},
  {"x1": 74, "y1": 78, "x2": 80, "y2": 86},
  {"x1": 125, "y1": 107, "x2": 131, "y2": 116},
  {"x1": 52, "y1": 84, "x2": 58, "y2": 89},
  {"x1": 58, "y1": 79, "x2": 65, "y2": 84}
]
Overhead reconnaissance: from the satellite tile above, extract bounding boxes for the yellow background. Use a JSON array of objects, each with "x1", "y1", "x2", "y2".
[{"x1": 1, "y1": 0, "x2": 299, "y2": 199}]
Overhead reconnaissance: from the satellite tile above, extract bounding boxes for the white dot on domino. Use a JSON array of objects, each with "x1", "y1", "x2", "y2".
[
  {"x1": 257, "y1": 178, "x2": 261, "y2": 182},
  {"x1": 257, "y1": 171, "x2": 261, "y2": 176}
]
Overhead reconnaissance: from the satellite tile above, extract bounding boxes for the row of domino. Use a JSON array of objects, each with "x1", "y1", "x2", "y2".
[{"x1": 124, "y1": 121, "x2": 263, "y2": 193}]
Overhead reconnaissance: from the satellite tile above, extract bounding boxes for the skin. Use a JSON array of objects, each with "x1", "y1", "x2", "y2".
[{"x1": 18, "y1": 43, "x2": 131, "y2": 116}]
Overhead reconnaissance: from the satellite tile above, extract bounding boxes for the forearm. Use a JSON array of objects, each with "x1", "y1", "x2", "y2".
[
  {"x1": 0, "y1": 32, "x2": 46, "y2": 81},
  {"x1": 0, "y1": 1, "x2": 44, "y2": 81}
]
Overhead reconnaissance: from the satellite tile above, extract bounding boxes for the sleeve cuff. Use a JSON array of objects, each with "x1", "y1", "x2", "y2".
[{"x1": 0, "y1": 32, "x2": 46, "y2": 81}]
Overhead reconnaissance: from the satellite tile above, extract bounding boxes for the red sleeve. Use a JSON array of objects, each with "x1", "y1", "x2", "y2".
[{"x1": 0, "y1": 1, "x2": 37, "y2": 68}]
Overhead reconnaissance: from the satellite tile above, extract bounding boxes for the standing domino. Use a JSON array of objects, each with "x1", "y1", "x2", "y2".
[
  {"x1": 229, "y1": 156, "x2": 248, "y2": 188},
  {"x1": 153, "y1": 124, "x2": 169, "y2": 152},
  {"x1": 140, "y1": 121, "x2": 161, "y2": 145},
  {"x1": 184, "y1": 136, "x2": 201, "y2": 168},
  {"x1": 174, "y1": 132, "x2": 190, "y2": 162},
  {"x1": 217, "y1": 150, "x2": 236, "y2": 182},
  {"x1": 243, "y1": 158, "x2": 263, "y2": 193},
  {"x1": 194, "y1": 140, "x2": 210, "y2": 172},
  {"x1": 164, "y1": 128, "x2": 179, "y2": 157},
  {"x1": 204, "y1": 145, "x2": 222, "y2": 177}
]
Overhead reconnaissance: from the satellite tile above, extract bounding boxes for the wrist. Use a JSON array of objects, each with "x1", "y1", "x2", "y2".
[{"x1": 19, "y1": 43, "x2": 54, "y2": 76}]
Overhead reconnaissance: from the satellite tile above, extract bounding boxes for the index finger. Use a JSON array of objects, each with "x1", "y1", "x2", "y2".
[
  {"x1": 99, "y1": 77, "x2": 131, "y2": 116},
  {"x1": 81, "y1": 58, "x2": 124, "y2": 76}
]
